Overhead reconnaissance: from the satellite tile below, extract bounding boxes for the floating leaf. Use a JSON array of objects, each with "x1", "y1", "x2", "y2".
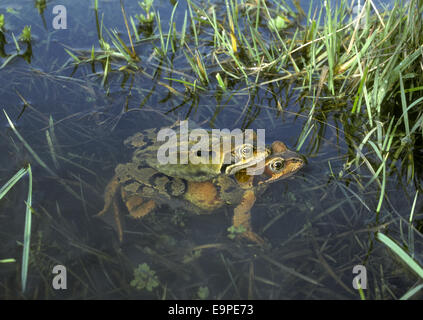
[{"x1": 197, "y1": 286, "x2": 209, "y2": 300}]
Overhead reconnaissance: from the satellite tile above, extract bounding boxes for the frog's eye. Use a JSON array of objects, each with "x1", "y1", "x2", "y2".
[
  {"x1": 269, "y1": 159, "x2": 284, "y2": 172},
  {"x1": 238, "y1": 144, "x2": 254, "y2": 159}
]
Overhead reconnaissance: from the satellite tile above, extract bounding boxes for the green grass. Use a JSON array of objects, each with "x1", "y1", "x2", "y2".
[
  {"x1": 377, "y1": 232, "x2": 423, "y2": 280},
  {"x1": 0, "y1": 163, "x2": 33, "y2": 293},
  {"x1": 0, "y1": 12, "x2": 32, "y2": 68},
  {"x1": 377, "y1": 231, "x2": 423, "y2": 300}
]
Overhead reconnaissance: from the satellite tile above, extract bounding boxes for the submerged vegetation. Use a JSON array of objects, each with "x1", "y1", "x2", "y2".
[
  {"x1": 0, "y1": 0, "x2": 423, "y2": 299},
  {"x1": 0, "y1": 13, "x2": 32, "y2": 68}
]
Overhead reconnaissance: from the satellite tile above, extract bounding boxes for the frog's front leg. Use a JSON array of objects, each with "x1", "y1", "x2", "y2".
[{"x1": 232, "y1": 190, "x2": 265, "y2": 244}]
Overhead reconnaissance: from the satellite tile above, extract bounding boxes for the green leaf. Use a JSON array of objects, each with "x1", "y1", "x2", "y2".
[
  {"x1": 377, "y1": 232, "x2": 423, "y2": 280},
  {"x1": 19, "y1": 25, "x2": 31, "y2": 42},
  {"x1": 268, "y1": 16, "x2": 287, "y2": 31},
  {"x1": 0, "y1": 167, "x2": 28, "y2": 200},
  {"x1": 197, "y1": 286, "x2": 209, "y2": 300},
  {"x1": 131, "y1": 263, "x2": 160, "y2": 292},
  {"x1": 0, "y1": 162, "x2": 33, "y2": 293},
  {"x1": 64, "y1": 49, "x2": 81, "y2": 63}
]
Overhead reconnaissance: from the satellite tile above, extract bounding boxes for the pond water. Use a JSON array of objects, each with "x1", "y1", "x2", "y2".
[{"x1": 0, "y1": 0, "x2": 422, "y2": 299}]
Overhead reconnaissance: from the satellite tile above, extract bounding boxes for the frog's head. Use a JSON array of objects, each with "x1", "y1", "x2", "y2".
[
  {"x1": 235, "y1": 141, "x2": 305, "y2": 185},
  {"x1": 223, "y1": 142, "x2": 270, "y2": 175},
  {"x1": 259, "y1": 141, "x2": 305, "y2": 184}
]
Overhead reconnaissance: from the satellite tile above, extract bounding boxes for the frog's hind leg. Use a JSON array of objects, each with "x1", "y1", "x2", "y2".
[
  {"x1": 232, "y1": 190, "x2": 264, "y2": 244},
  {"x1": 97, "y1": 175, "x2": 120, "y2": 217},
  {"x1": 123, "y1": 193, "x2": 156, "y2": 219},
  {"x1": 96, "y1": 175, "x2": 124, "y2": 242}
]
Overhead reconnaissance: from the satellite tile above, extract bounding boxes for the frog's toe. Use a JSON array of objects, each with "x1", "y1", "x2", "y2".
[{"x1": 125, "y1": 196, "x2": 156, "y2": 218}]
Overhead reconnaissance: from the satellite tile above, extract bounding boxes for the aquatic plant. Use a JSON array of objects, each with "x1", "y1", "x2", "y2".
[{"x1": 130, "y1": 263, "x2": 160, "y2": 292}]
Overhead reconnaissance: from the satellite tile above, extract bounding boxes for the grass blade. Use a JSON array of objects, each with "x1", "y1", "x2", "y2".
[
  {"x1": 0, "y1": 167, "x2": 28, "y2": 199},
  {"x1": 3, "y1": 110, "x2": 55, "y2": 176},
  {"x1": 0, "y1": 163, "x2": 33, "y2": 293},
  {"x1": 21, "y1": 164, "x2": 33, "y2": 293},
  {"x1": 0, "y1": 258, "x2": 16, "y2": 263},
  {"x1": 377, "y1": 232, "x2": 423, "y2": 280}
]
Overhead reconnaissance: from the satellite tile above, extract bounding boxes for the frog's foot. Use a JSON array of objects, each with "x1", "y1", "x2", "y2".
[
  {"x1": 97, "y1": 175, "x2": 120, "y2": 217},
  {"x1": 232, "y1": 190, "x2": 265, "y2": 244},
  {"x1": 124, "y1": 195, "x2": 156, "y2": 219}
]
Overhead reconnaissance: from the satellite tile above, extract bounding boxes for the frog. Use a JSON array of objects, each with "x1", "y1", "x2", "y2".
[
  {"x1": 97, "y1": 125, "x2": 270, "y2": 242},
  {"x1": 123, "y1": 124, "x2": 267, "y2": 181},
  {"x1": 97, "y1": 129, "x2": 305, "y2": 244}
]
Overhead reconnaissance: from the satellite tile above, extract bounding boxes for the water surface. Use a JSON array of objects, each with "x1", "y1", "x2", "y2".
[{"x1": 0, "y1": 0, "x2": 421, "y2": 300}]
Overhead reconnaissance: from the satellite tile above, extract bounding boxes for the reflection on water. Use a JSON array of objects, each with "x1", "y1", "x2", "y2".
[{"x1": 0, "y1": 0, "x2": 422, "y2": 300}]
